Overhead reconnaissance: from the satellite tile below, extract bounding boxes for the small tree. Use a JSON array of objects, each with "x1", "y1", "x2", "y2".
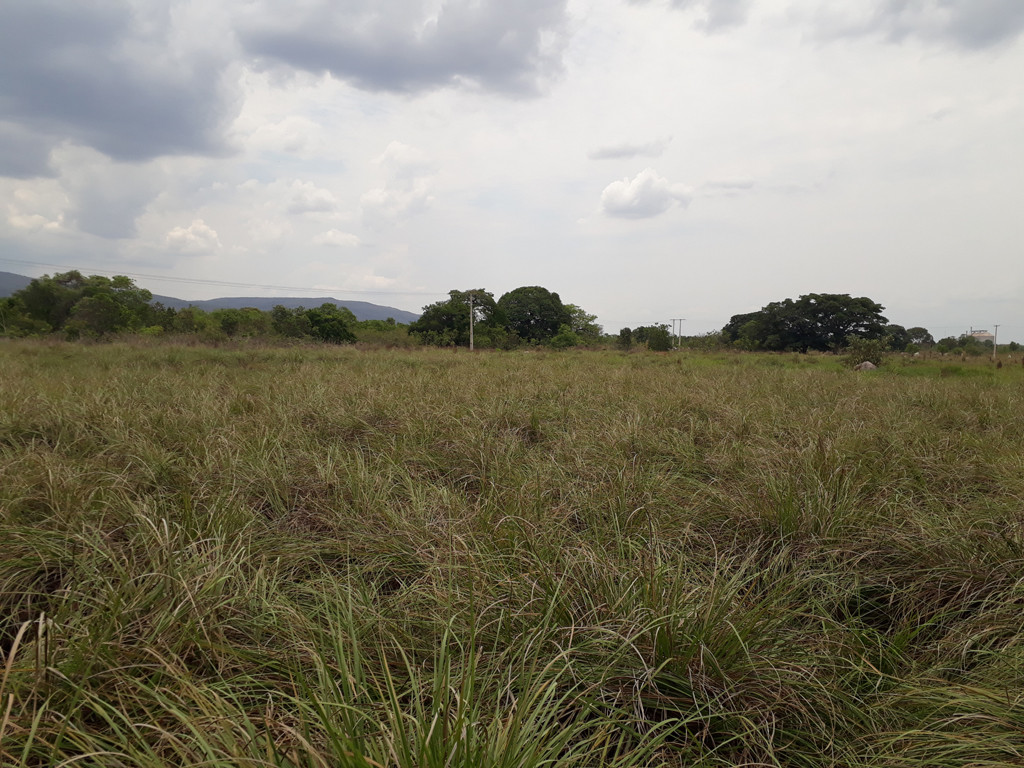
[
  {"x1": 549, "y1": 324, "x2": 581, "y2": 349},
  {"x1": 907, "y1": 327, "x2": 935, "y2": 347},
  {"x1": 616, "y1": 327, "x2": 633, "y2": 350},
  {"x1": 564, "y1": 304, "x2": 602, "y2": 341},
  {"x1": 844, "y1": 335, "x2": 888, "y2": 367},
  {"x1": 635, "y1": 324, "x2": 672, "y2": 351}
]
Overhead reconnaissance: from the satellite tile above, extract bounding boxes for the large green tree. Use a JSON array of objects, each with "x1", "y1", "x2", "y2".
[
  {"x1": 496, "y1": 286, "x2": 569, "y2": 343},
  {"x1": 884, "y1": 324, "x2": 911, "y2": 352},
  {"x1": 409, "y1": 289, "x2": 500, "y2": 347},
  {"x1": 722, "y1": 293, "x2": 888, "y2": 353},
  {"x1": 304, "y1": 303, "x2": 357, "y2": 344},
  {"x1": 906, "y1": 327, "x2": 935, "y2": 347},
  {"x1": 13, "y1": 271, "x2": 154, "y2": 337},
  {"x1": 564, "y1": 304, "x2": 602, "y2": 341},
  {"x1": 0, "y1": 296, "x2": 48, "y2": 337}
]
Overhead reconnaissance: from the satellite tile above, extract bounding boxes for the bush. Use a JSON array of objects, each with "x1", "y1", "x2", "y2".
[
  {"x1": 843, "y1": 335, "x2": 887, "y2": 367},
  {"x1": 548, "y1": 324, "x2": 581, "y2": 349},
  {"x1": 616, "y1": 327, "x2": 632, "y2": 351}
]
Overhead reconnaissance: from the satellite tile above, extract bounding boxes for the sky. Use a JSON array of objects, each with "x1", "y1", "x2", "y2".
[{"x1": 1, "y1": 0, "x2": 1023, "y2": 341}]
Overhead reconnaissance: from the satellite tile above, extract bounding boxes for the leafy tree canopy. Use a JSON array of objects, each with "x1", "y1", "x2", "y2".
[
  {"x1": 496, "y1": 286, "x2": 569, "y2": 343},
  {"x1": 305, "y1": 303, "x2": 357, "y2": 344},
  {"x1": 634, "y1": 324, "x2": 672, "y2": 351},
  {"x1": 722, "y1": 293, "x2": 888, "y2": 353},
  {"x1": 564, "y1": 304, "x2": 602, "y2": 340},
  {"x1": 616, "y1": 327, "x2": 633, "y2": 350},
  {"x1": 408, "y1": 289, "x2": 500, "y2": 347},
  {"x1": 12, "y1": 270, "x2": 155, "y2": 337},
  {"x1": 884, "y1": 324, "x2": 911, "y2": 352},
  {"x1": 906, "y1": 327, "x2": 934, "y2": 347}
]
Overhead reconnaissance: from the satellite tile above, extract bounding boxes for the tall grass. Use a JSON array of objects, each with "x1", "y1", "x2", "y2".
[{"x1": 2, "y1": 341, "x2": 1023, "y2": 766}]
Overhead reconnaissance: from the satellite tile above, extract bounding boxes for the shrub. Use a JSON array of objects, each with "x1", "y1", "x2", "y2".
[{"x1": 843, "y1": 335, "x2": 888, "y2": 367}]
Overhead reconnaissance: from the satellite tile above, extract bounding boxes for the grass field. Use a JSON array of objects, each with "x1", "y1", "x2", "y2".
[{"x1": 2, "y1": 340, "x2": 1023, "y2": 767}]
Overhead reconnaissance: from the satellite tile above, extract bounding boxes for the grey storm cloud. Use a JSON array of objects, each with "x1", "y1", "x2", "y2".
[
  {"x1": 816, "y1": 0, "x2": 1024, "y2": 49},
  {"x1": 238, "y1": 0, "x2": 569, "y2": 95},
  {"x1": 0, "y1": 1, "x2": 240, "y2": 177},
  {"x1": 0, "y1": 122, "x2": 55, "y2": 179}
]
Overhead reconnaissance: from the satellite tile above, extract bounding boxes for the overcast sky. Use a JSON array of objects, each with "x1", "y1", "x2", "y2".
[{"x1": 2, "y1": 0, "x2": 1023, "y2": 340}]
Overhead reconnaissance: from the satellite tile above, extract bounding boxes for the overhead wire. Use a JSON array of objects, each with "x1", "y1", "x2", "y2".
[{"x1": 0, "y1": 256, "x2": 444, "y2": 298}]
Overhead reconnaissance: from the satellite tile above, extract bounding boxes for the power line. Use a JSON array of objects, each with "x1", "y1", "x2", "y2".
[{"x1": 0, "y1": 257, "x2": 444, "y2": 298}]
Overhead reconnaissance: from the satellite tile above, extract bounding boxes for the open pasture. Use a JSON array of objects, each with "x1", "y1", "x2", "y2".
[{"x1": 2, "y1": 341, "x2": 1023, "y2": 767}]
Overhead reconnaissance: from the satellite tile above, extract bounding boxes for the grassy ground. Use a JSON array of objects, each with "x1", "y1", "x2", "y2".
[{"x1": 2, "y1": 340, "x2": 1023, "y2": 767}]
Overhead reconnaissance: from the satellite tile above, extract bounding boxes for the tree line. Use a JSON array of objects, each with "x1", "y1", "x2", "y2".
[
  {"x1": 0, "y1": 272, "x2": 606, "y2": 349},
  {"x1": 0, "y1": 271, "x2": 385, "y2": 344},
  {"x1": 406, "y1": 286, "x2": 604, "y2": 348},
  {"x1": 3, "y1": 275, "x2": 1012, "y2": 356},
  {"x1": 718, "y1": 292, "x2": 1017, "y2": 356}
]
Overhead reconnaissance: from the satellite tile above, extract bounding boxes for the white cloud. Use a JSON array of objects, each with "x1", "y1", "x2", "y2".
[
  {"x1": 588, "y1": 137, "x2": 672, "y2": 160},
  {"x1": 374, "y1": 141, "x2": 436, "y2": 178},
  {"x1": 5, "y1": 183, "x2": 68, "y2": 232},
  {"x1": 361, "y1": 181, "x2": 435, "y2": 222},
  {"x1": 312, "y1": 229, "x2": 361, "y2": 247},
  {"x1": 600, "y1": 168, "x2": 692, "y2": 219},
  {"x1": 700, "y1": 177, "x2": 755, "y2": 196},
  {"x1": 360, "y1": 142, "x2": 436, "y2": 225},
  {"x1": 247, "y1": 116, "x2": 324, "y2": 156},
  {"x1": 287, "y1": 180, "x2": 338, "y2": 214},
  {"x1": 165, "y1": 219, "x2": 222, "y2": 254}
]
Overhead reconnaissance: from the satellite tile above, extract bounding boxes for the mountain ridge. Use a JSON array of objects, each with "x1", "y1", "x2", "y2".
[{"x1": 0, "y1": 271, "x2": 420, "y2": 323}]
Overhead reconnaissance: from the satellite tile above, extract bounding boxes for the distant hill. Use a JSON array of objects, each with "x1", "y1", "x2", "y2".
[
  {"x1": 0, "y1": 271, "x2": 32, "y2": 296},
  {"x1": 151, "y1": 294, "x2": 420, "y2": 323},
  {"x1": 0, "y1": 272, "x2": 420, "y2": 323}
]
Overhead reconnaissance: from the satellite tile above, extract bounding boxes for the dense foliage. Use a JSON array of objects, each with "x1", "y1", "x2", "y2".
[
  {"x1": 1, "y1": 271, "x2": 376, "y2": 344},
  {"x1": 409, "y1": 285, "x2": 604, "y2": 348},
  {"x1": 3, "y1": 273, "x2": 614, "y2": 349},
  {"x1": 496, "y1": 285, "x2": 571, "y2": 343},
  {"x1": 1, "y1": 270, "x2": 158, "y2": 337},
  {"x1": 1, "y1": 273, "x2": 979, "y2": 357},
  {"x1": 408, "y1": 289, "x2": 504, "y2": 347},
  {"x1": 722, "y1": 293, "x2": 888, "y2": 352}
]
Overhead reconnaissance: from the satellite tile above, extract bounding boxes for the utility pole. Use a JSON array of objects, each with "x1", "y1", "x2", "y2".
[
  {"x1": 993, "y1": 324, "x2": 999, "y2": 362},
  {"x1": 469, "y1": 292, "x2": 474, "y2": 351},
  {"x1": 670, "y1": 318, "x2": 685, "y2": 349}
]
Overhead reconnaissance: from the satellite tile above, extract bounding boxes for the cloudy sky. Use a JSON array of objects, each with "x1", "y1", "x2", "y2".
[{"x1": 2, "y1": 0, "x2": 1023, "y2": 340}]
